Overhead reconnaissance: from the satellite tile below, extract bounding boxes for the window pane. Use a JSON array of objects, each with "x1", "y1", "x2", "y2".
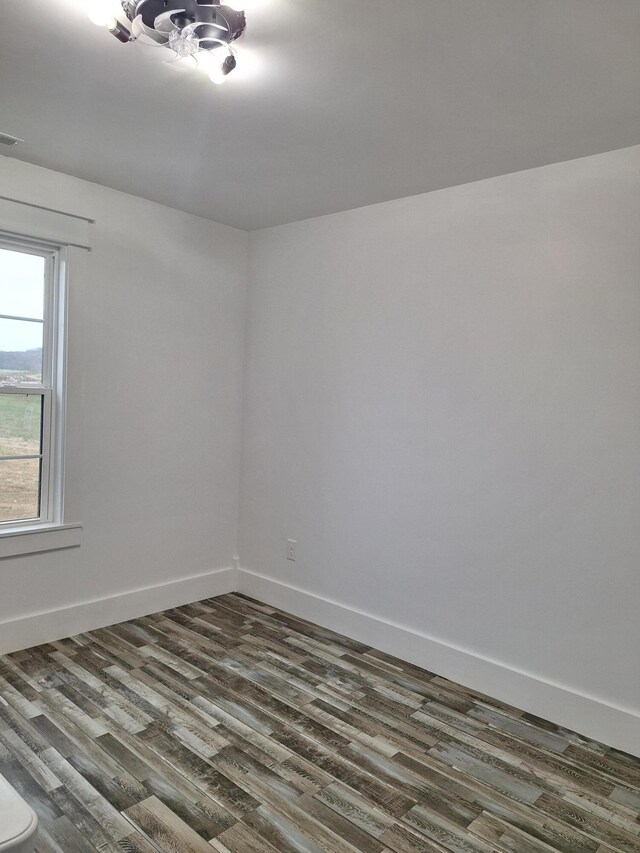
[
  {"x1": 0, "y1": 318, "x2": 44, "y2": 384},
  {"x1": 0, "y1": 394, "x2": 42, "y2": 457},
  {"x1": 0, "y1": 248, "x2": 45, "y2": 319},
  {"x1": 0, "y1": 458, "x2": 41, "y2": 522}
]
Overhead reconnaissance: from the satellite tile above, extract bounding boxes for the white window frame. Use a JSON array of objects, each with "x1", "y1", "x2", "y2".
[{"x1": 0, "y1": 233, "x2": 68, "y2": 532}]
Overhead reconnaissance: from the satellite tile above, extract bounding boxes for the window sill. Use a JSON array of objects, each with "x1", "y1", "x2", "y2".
[{"x1": 0, "y1": 523, "x2": 82, "y2": 559}]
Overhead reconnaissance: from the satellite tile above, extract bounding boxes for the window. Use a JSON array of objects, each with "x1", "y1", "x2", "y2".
[{"x1": 0, "y1": 237, "x2": 66, "y2": 529}]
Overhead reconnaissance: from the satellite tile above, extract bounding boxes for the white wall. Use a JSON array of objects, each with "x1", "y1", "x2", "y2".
[
  {"x1": 239, "y1": 146, "x2": 640, "y2": 750},
  {"x1": 0, "y1": 158, "x2": 247, "y2": 641},
  {"x1": 2, "y1": 147, "x2": 639, "y2": 754}
]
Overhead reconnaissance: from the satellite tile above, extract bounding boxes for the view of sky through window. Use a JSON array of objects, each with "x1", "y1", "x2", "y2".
[{"x1": 0, "y1": 248, "x2": 45, "y2": 350}]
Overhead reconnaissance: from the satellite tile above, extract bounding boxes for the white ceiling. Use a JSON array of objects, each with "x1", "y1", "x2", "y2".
[{"x1": 1, "y1": 1, "x2": 639, "y2": 230}]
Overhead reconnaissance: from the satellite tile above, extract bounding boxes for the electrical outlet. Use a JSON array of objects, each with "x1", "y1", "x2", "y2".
[{"x1": 286, "y1": 539, "x2": 297, "y2": 561}]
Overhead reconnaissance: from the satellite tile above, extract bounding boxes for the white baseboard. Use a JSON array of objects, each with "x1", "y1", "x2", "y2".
[
  {"x1": 236, "y1": 569, "x2": 640, "y2": 758},
  {"x1": 3, "y1": 564, "x2": 637, "y2": 757},
  {"x1": 0, "y1": 567, "x2": 235, "y2": 655}
]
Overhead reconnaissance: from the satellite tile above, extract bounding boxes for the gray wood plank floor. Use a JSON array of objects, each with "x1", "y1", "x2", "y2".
[{"x1": 1, "y1": 592, "x2": 639, "y2": 852}]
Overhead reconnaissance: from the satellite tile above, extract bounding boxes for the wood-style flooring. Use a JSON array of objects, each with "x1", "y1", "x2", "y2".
[{"x1": 0, "y1": 592, "x2": 639, "y2": 852}]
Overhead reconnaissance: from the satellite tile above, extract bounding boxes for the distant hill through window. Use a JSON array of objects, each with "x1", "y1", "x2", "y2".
[{"x1": 0, "y1": 348, "x2": 42, "y2": 372}]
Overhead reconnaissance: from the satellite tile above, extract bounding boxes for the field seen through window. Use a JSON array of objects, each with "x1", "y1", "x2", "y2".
[{"x1": 0, "y1": 382, "x2": 42, "y2": 521}]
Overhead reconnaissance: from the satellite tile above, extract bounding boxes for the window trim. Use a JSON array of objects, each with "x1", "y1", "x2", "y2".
[{"x1": 0, "y1": 234, "x2": 69, "y2": 532}]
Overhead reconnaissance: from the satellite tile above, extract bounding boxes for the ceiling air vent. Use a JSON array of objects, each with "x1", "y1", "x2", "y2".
[{"x1": 0, "y1": 133, "x2": 23, "y2": 147}]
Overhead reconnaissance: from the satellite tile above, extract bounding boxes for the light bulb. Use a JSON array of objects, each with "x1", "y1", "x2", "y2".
[
  {"x1": 209, "y1": 65, "x2": 227, "y2": 84},
  {"x1": 87, "y1": 1, "x2": 120, "y2": 27},
  {"x1": 88, "y1": 11, "x2": 116, "y2": 26},
  {"x1": 207, "y1": 47, "x2": 236, "y2": 83},
  {"x1": 197, "y1": 48, "x2": 221, "y2": 72}
]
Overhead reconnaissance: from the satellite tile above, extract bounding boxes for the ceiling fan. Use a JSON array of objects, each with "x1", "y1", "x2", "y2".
[{"x1": 87, "y1": 1, "x2": 247, "y2": 83}]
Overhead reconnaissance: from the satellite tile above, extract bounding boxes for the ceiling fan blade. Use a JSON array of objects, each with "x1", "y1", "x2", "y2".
[
  {"x1": 154, "y1": 10, "x2": 185, "y2": 37},
  {"x1": 163, "y1": 53, "x2": 198, "y2": 71},
  {"x1": 131, "y1": 14, "x2": 168, "y2": 45},
  {"x1": 182, "y1": 20, "x2": 227, "y2": 39}
]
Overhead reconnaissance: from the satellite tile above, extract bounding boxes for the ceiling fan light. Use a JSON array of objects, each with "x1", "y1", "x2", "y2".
[
  {"x1": 88, "y1": 11, "x2": 116, "y2": 27},
  {"x1": 209, "y1": 52, "x2": 237, "y2": 84},
  {"x1": 197, "y1": 48, "x2": 221, "y2": 71},
  {"x1": 87, "y1": 0, "x2": 121, "y2": 27},
  {"x1": 209, "y1": 66, "x2": 227, "y2": 84}
]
